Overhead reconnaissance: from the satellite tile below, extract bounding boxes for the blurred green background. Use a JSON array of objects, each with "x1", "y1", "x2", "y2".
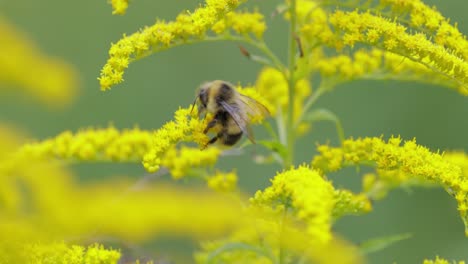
[{"x1": 1, "y1": 0, "x2": 467, "y2": 263}]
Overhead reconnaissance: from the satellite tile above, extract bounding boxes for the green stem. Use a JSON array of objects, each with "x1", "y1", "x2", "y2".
[
  {"x1": 285, "y1": 0, "x2": 297, "y2": 169},
  {"x1": 294, "y1": 82, "x2": 329, "y2": 128}
]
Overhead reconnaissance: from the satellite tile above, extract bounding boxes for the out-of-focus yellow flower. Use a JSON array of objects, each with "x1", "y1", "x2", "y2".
[
  {"x1": 212, "y1": 11, "x2": 266, "y2": 39},
  {"x1": 143, "y1": 106, "x2": 209, "y2": 173},
  {"x1": 333, "y1": 189, "x2": 372, "y2": 219},
  {"x1": 423, "y1": 256, "x2": 466, "y2": 264},
  {"x1": 196, "y1": 215, "x2": 363, "y2": 264},
  {"x1": 0, "y1": 17, "x2": 79, "y2": 107},
  {"x1": 255, "y1": 67, "x2": 311, "y2": 135},
  {"x1": 25, "y1": 242, "x2": 121, "y2": 264},
  {"x1": 10, "y1": 126, "x2": 152, "y2": 163},
  {"x1": 108, "y1": 0, "x2": 128, "y2": 15},
  {"x1": 327, "y1": 11, "x2": 468, "y2": 92},
  {"x1": 162, "y1": 146, "x2": 220, "y2": 179},
  {"x1": 99, "y1": 0, "x2": 245, "y2": 90},
  {"x1": 312, "y1": 136, "x2": 468, "y2": 234},
  {"x1": 251, "y1": 165, "x2": 335, "y2": 244},
  {"x1": 314, "y1": 48, "x2": 464, "y2": 93},
  {"x1": 206, "y1": 170, "x2": 238, "y2": 192}
]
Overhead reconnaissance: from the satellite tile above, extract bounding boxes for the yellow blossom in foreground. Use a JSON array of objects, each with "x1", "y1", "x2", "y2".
[
  {"x1": 251, "y1": 166, "x2": 335, "y2": 244},
  {"x1": 161, "y1": 146, "x2": 220, "y2": 179},
  {"x1": 10, "y1": 126, "x2": 152, "y2": 163},
  {"x1": 328, "y1": 11, "x2": 468, "y2": 92},
  {"x1": 423, "y1": 256, "x2": 466, "y2": 264},
  {"x1": 196, "y1": 215, "x2": 363, "y2": 264},
  {"x1": 0, "y1": 17, "x2": 79, "y2": 107},
  {"x1": 143, "y1": 106, "x2": 209, "y2": 173},
  {"x1": 207, "y1": 170, "x2": 238, "y2": 192},
  {"x1": 99, "y1": 0, "x2": 244, "y2": 90},
  {"x1": 312, "y1": 137, "x2": 468, "y2": 234},
  {"x1": 108, "y1": 0, "x2": 128, "y2": 15},
  {"x1": 0, "y1": 160, "x2": 244, "y2": 242},
  {"x1": 25, "y1": 242, "x2": 120, "y2": 264}
]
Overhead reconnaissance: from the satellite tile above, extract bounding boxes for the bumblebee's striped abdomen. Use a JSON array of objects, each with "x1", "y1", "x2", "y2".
[{"x1": 220, "y1": 131, "x2": 243, "y2": 146}]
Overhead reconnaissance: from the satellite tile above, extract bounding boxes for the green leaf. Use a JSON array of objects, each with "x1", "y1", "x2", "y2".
[
  {"x1": 304, "y1": 108, "x2": 345, "y2": 143},
  {"x1": 359, "y1": 233, "x2": 412, "y2": 255},
  {"x1": 258, "y1": 140, "x2": 288, "y2": 161}
]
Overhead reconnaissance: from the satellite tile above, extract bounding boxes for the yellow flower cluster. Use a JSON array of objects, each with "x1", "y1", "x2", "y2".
[
  {"x1": 380, "y1": 0, "x2": 468, "y2": 61},
  {"x1": 161, "y1": 146, "x2": 220, "y2": 179},
  {"x1": 256, "y1": 67, "x2": 311, "y2": 118},
  {"x1": 255, "y1": 67, "x2": 311, "y2": 134},
  {"x1": 12, "y1": 126, "x2": 152, "y2": 163},
  {"x1": 328, "y1": 11, "x2": 468, "y2": 92},
  {"x1": 312, "y1": 137, "x2": 468, "y2": 233},
  {"x1": 423, "y1": 256, "x2": 466, "y2": 264},
  {"x1": 0, "y1": 17, "x2": 78, "y2": 107},
  {"x1": 207, "y1": 170, "x2": 238, "y2": 192},
  {"x1": 25, "y1": 242, "x2": 121, "y2": 264},
  {"x1": 314, "y1": 48, "x2": 464, "y2": 94},
  {"x1": 143, "y1": 107, "x2": 209, "y2": 173},
  {"x1": 212, "y1": 11, "x2": 266, "y2": 39},
  {"x1": 333, "y1": 189, "x2": 372, "y2": 219},
  {"x1": 108, "y1": 0, "x2": 128, "y2": 15},
  {"x1": 99, "y1": 0, "x2": 244, "y2": 90},
  {"x1": 251, "y1": 165, "x2": 335, "y2": 244}
]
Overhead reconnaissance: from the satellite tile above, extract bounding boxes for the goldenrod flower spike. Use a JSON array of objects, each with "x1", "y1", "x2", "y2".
[
  {"x1": 0, "y1": 17, "x2": 79, "y2": 107},
  {"x1": 314, "y1": 48, "x2": 463, "y2": 93},
  {"x1": 328, "y1": 11, "x2": 468, "y2": 92},
  {"x1": 312, "y1": 137, "x2": 468, "y2": 234},
  {"x1": 108, "y1": 0, "x2": 129, "y2": 15},
  {"x1": 12, "y1": 126, "x2": 152, "y2": 163},
  {"x1": 251, "y1": 165, "x2": 335, "y2": 244},
  {"x1": 99, "y1": 0, "x2": 246, "y2": 90},
  {"x1": 380, "y1": 0, "x2": 468, "y2": 61}
]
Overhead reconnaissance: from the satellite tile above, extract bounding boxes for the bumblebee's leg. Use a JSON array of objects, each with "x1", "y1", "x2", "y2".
[
  {"x1": 202, "y1": 134, "x2": 219, "y2": 149},
  {"x1": 207, "y1": 135, "x2": 219, "y2": 145},
  {"x1": 203, "y1": 118, "x2": 218, "y2": 134}
]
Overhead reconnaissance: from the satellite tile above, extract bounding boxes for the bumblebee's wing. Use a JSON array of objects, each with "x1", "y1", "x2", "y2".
[
  {"x1": 219, "y1": 101, "x2": 256, "y2": 143},
  {"x1": 238, "y1": 94, "x2": 270, "y2": 122}
]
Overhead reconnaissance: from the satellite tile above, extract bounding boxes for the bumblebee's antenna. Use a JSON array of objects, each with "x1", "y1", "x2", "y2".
[{"x1": 190, "y1": 96, "x2": 198, "y2": 114}]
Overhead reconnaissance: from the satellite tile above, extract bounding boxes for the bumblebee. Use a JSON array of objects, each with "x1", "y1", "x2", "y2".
[{"x1": 192, "y1": 80, "x2": 269, "y2": 147}]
